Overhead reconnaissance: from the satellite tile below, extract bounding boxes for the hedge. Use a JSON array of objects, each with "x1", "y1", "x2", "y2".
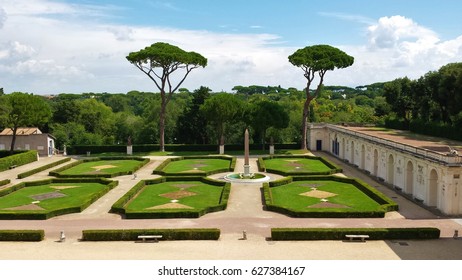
[
  {"x1": 0, "y1": 230, "x2": 45, "y2": 242},
  {"x1": 384, "y1": 118, "x2": 462, "y2": 142},
  {"x1": 153, "y1": 155, "x2": 236, "y2": 177},
  {"x1": 0, "y1": 150, "x2": 38, "y2": 172},
  {"x1": 0, "y1": 179, "x2": 10, "y2": 187},
  {"x1": 0, "y1": 150, "x2": 28, "y2": 158},
  {"x1": 49, "y1": 156, "x2": 149, "y2": 178},
  {"x1": 262, "y1": 175, "x2": 398, "y2": 218},
  {"x1": 17, "y1": 157, "x2": 71, "y2": 179},
  {"x1": 271, "y1": 227, "x2": 440, "y2": 241},
  {"x1": 258, "y1": 155, "x2": 342, "y2": 176},
  {"x1": 66, "y1": 143, "x2": 300, "y2": 155},
  {"x1": 0, "y1": 178, "x2": 118, "y2": 220},
  {"x1": 81, "y1": 228, "x2": 220, "y2": 241},
  {"x1": 111, "y1": 176, "x2": 231, "y2": 219}
]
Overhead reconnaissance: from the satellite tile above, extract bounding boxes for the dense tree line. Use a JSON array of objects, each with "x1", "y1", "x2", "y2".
[
  {"x1": 1, "y1": 62, "x2": 461, "y2": 150},
  {"x1": 383, "y1": 62, "x2": 462, "y2": 140},
  {"x1": 0, "y1": 84, "x2": 383, "y2": 150}
]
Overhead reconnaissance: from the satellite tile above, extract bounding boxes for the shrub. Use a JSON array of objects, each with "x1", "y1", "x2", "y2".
[
  {"x1": 81, "y1": 228, "x2": 220, "y2": 241},
  {"x1": 66, "y1": 143, "x2": 300, "y2": 155},
  {"x1": 271, "y1": 227, "x2": 440, "y2": 240},
  {"x1": 0, "y1": 150, "x2": 38, "y2": 172},
  {"x1": 0, "y1": 179, "x2": 10, "y2": 187},
  {"x1": 0, "y1": 230, "x2": 45, "y2": 241},
  {"x1": 17, "y1": 157, "x2": 71, "y2": 179}
]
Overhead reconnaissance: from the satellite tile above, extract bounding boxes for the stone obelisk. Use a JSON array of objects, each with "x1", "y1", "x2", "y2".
[{"x1": 244, "y1": 128, "x2": 250, "y2": 177}]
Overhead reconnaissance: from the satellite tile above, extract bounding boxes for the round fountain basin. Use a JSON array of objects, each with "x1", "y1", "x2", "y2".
[{"x1": 224, "y1": 173, "x2": 270, "y2": 183}]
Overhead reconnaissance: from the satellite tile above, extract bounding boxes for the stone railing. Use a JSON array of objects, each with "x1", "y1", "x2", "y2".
[{"x1": 319, "y1": 124, "x2": 462, "y2": 166}]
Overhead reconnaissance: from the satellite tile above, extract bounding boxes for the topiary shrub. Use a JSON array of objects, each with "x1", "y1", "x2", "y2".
[
  {"x1": 0, "y1": 230, "x2": 45, "y2": 241},
  {"x1": 17, "y1": 157, "x2": 71, "y2": 179},
  {"x1": 81, "y1": 228, "x2": 220, "y2": 241},
  {"x1": 271, "y1": 227, "x2": 440, "y2": 240},
  {"x1": 0, "y1": 150, "x2": 38, "y2": 172}
]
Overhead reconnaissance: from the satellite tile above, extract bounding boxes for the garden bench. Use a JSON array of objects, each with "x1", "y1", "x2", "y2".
[
  {"x1": 9, "y1": 165, "x2": 17, "y2": 169},
  {"x1": 345, "y1": 234, "x2": 369, "y2": 242},
  {"x1": 138, "y1": 235, "x2": 163, "y2": 243}
]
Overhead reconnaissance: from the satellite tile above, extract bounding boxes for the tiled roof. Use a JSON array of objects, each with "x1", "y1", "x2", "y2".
[{"x1": 0, "y1": 127, "x2": 42, "y2": 135}]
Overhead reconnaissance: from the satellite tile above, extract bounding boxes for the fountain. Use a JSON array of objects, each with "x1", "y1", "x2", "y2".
[{"x1": 224, "y1": 128, "x2": 269, "y2": 183}]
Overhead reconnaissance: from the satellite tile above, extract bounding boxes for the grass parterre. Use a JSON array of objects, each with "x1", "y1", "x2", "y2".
[
  {"x1": 259, "y1": 155, "x2": 342, "y2": 176},
  {"x1": 50, "y1": 157, "x2": 149, "y2": 178},
  {"x1": 263, "y1": 175, "x2": 397, "y2": 218},
  {"x1": 0, "y1": 178, "x2": 117, "y2": 219},
  {"x1": 153, "y1": 156, "x2": 235, "y2": 176},
  {"x1": 112, "y1": 176, "x2": 230, "y2": 219}
]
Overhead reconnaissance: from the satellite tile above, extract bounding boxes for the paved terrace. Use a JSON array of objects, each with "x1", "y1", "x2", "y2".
[
  {"x1": 328, "y1": 124, "x2": 462, "y2": 166},
  {"x1": 0, "y1": 154, "x2": 461, "y2": 260}
]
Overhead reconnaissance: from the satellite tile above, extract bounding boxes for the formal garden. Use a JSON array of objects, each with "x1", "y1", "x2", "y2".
[
  {"x1": 0, "y1": 149, "x2": 443, "y2": 242},
  {"x1": 1, "y1": 38, "x2": 455, "y2": 246}
]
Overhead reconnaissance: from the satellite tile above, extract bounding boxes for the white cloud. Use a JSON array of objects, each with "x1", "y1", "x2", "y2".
[
  {"x1": 318, "y1": 12, "x2": 374, "y2": 25},
  {"x1": 367, "y1": 15, "x2": 439, "y2": 49},
  {"x1": 0, "y1": 1, "x2": 462, "y2": 94},
  {"x1": 0, "y1": 41, "x2": 36, "y2": 62},
  {"x1": 0, "y1": 0, "x2": 297, "y2": 93},
  {"x1": 0, "y1": 7, "x2": 6, "y2": 29},
  {"x1": 329, "y1": 16, "x2": 462, "y2": 86}
]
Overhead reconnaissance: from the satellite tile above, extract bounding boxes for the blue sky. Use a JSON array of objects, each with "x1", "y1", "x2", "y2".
[{"x1": 1, "y1": 0, "x2": 462, "y2": 94}]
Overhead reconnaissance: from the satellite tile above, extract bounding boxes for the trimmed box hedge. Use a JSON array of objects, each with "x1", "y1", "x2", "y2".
[
  {"x1": 66, "y1": 143, "x2": 300, "y2": 155},
  {"x1": 263, "y1": 175, "x2": 398, "y2": 218},
  {"x1": 81, "y1": 228, "x2": 220, "y2": 241},
  {"x1": 0, "y1": 150, "x2": 38, "y2": 172},
  {"x1": 0, "y1": 230, "x2": 45, "y2": 242},
  {"x1": 0, "y1": 179, "x2": 10, "y2": 187},
  {"x1": 111, "y1": 176, "x2": 231, "y2": 219},
  {"x1": 17, "y1": 157, "x2": 71, "y2": 179},
  {"x1": 271, "y1": 227, "x2": 440, "y2": 240}
]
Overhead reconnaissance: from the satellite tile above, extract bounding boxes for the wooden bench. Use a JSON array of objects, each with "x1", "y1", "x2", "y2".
[
  {"x1": 138, "y1": 235, "x2": 163, "y2": 243},
  {"x1": 345, "y1": 234, "x2": 369, "y2": 242},
  {"x1": 9, "y1": 165, "x2": 17, "y2": 169}
]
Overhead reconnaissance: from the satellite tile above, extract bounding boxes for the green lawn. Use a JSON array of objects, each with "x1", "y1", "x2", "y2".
[
  {"x1": 125, "y1": 181, "x2": 223, "y2": 211},
  {"x1": 0, "y1": 182, "x2": 108, "y2": 211},
  {"x1": 269, "y1": 180, "x2": 381, "y2": 212},
  {"x1": 162, "y1": 158, "x2": 231, "y2": 173},
  {"x1": 60, "y1": 160, "x2": 143, "y2": 175},
  {"x1": 264, "y1": 157, "x2": 333, "y2": 173}
]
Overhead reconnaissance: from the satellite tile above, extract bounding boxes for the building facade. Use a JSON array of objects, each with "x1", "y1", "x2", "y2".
[
  {"x1": 308, "y1": 123, "x2": 462, "y2": 215},
  {"x1": 0, "y1": 127, "x2": 56, "y2": 157}
]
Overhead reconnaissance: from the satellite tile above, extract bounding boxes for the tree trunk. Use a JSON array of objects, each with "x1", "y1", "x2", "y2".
[
  {"x1": 9, "y1": 127, "x2": 18, "y2": 154},
  {"x1": 300, "y1": 97, "x2": 312, "y2": 150},
  {"x1": 261, "y1": 130, "x2": 266, "y2": 151},
  {"x1": 159, "y1": 98, "x2": 167, "y2": 152}
]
